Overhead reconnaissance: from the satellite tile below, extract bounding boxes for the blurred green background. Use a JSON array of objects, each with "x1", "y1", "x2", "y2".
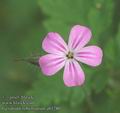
[{"x1": 0, "y1": 0, "x2": 120, "y2": 113}]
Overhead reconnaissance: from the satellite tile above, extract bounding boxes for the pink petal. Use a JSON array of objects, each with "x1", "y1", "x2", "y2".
[
  {"x1": 75, "y1": 46, "x2": 103, "y2": 67},
  {"x1": 63, "y1": 60, "x2": 85, "y2": 87},
  {"x1": 42, "y1": 32, "x2": 68, "y2": 55},
  {"x1": 39, "y1": 54, "x2": 65, "y2": 76},
  {"x1": 68, "y1": 25, "x2": 92, "y2": 51}
]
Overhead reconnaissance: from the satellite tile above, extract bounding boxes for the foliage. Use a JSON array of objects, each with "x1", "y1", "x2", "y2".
[{"x1": 0, "y1": 0, "x2": 120, "y2": 113}]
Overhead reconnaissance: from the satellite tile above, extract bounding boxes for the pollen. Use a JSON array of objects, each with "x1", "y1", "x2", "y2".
[{"x1": 66, "y1": 51, "x2": 74, "y2": 59}]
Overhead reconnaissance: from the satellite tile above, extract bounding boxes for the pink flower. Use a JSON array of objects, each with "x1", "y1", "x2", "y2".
[{"x1": 39, "y1": 25, "x2": 103, "y2": 87}]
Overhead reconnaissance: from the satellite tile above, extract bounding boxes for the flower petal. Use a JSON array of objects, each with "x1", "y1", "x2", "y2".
[
  {"x1": 75, "y1": 46, "x2": 103, "y2": 67},
  {"x1": 63, "y1": 60, "x2": 85, "y2": 87},
  {"x1": 39, "y1": 54, "x2": 65, "y2": 76},
  {"x1": 68, "y1": 25, "x2": 92, "y2": 51},
  {"x1": 42, "y1": 32, "x2": 68, "y2": 55}
]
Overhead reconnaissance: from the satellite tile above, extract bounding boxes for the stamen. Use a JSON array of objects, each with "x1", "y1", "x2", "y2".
[{"x1": 66, "y1": 51, "x2": 74, "y2": 59}]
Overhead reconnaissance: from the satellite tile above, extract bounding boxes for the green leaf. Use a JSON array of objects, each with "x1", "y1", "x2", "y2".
[
  {"x1": 39, "y1": 0, "x2": 114, "y2": 44},
  {"x1": 92, "y1": 70, "x2": 108, "y2": 93}
]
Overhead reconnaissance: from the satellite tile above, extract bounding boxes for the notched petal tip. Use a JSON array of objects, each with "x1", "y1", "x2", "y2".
[
  {"x1": 72, "y1": 25, "x2": 92, "y2": 32},
  {"x1": 94, "y1": 46, "x2": 103, "y2": 66},
  {"x1": 87, "y1": 46, "x2": 103, "y2": 67},
  {"x1": 38, "y1": 56, "x2": 51, "y2": 76},
  {"x1": 64, "y1": 79, "x2": 85, "y2": 87}
]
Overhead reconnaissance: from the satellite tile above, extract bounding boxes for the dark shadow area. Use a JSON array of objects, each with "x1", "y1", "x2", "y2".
[{"x1": 111, "y1": 0, "x2": 120, "y2": 36}]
